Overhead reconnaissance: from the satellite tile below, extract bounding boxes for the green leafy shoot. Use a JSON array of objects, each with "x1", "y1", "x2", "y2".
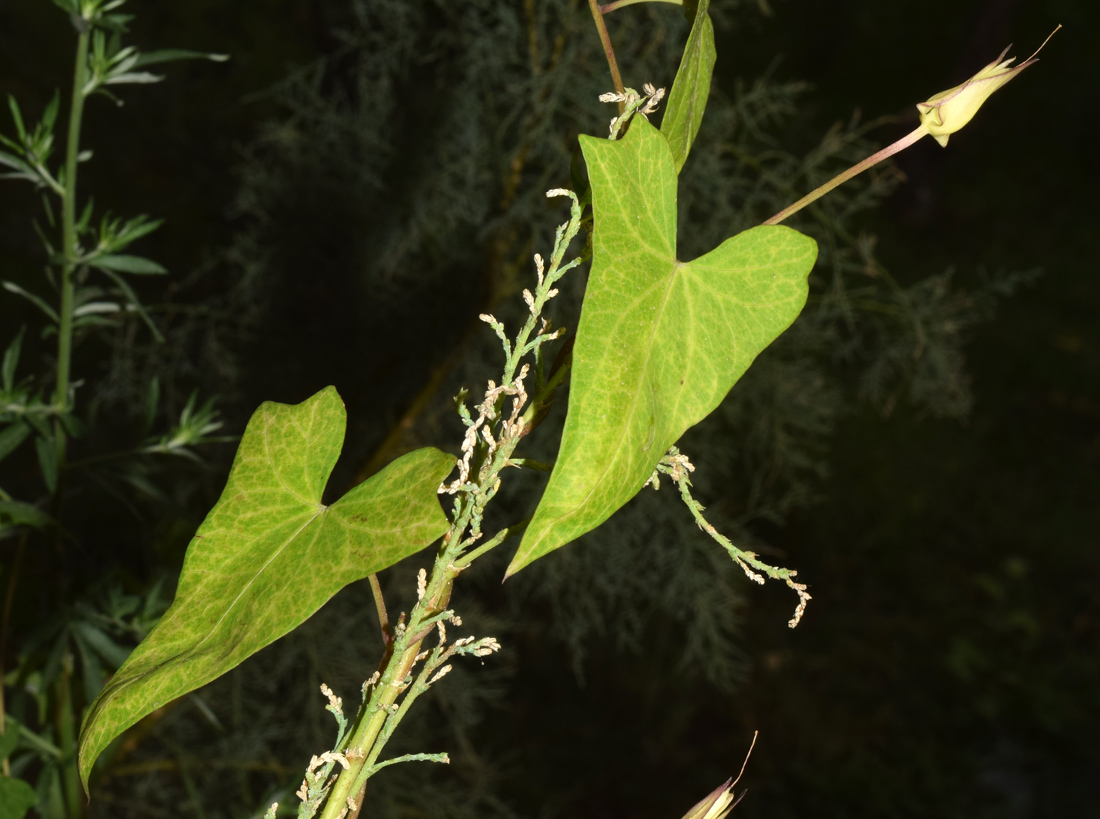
[
  {"x1": 83, "y1": 29, "x2": 227, "y2": 102},
  {"x1": 0, "y1": 93, "x2": 64, "y2": 194}
]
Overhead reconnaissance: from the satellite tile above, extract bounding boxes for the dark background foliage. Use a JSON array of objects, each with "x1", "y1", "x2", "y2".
[{"x1": 0, "y1": 0, "x2": 1096, "y2": 818}]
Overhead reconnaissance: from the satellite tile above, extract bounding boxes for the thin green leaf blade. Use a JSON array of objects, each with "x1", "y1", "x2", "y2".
[
  {"x1": 0, "y1": 150, "x2": 35, "y2": 176},
  {"x1": 6, "y1": 95, "x2": 27, "y2": 144},
  {"x1": 2, "y1": 327, "x2": 24, "y2": 392},
  {"x1": 35, "y1": 435, "x2": 58, "y2": 493},
  {"x1": 89, "y1": 254, "x2": 167, "y2": 275},
  {"x1": 660, "y1": 0, "x2": 715, "y2": 173},
  {"x1": 507, "y1": 119, "x2": 816, "y2": 576},
  {"x1": 0, "y1": 424, "x2": 31, "y2": 464},
  {"x1": 132, "y1": 49, "x2": 229, "y2": 68},
  {"x1": 2, "y1": 282, "x2": 59, "y2": 323},
  {"x1": 78, "y1": 387, "x2": 453, "y2": 790},
  {"x1": 0, "y1": 500, "x2": 53, "y2": 531},
  {"x1": 96, "y1": 265, "x2": 164, "y2": 342}
]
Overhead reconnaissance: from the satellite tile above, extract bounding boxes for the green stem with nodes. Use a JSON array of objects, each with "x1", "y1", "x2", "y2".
[
  {"x1": 316, "y1": 565, "x2": 456, "y2": 819},
  {"x1": 601, "y1": 0, "x2": 682, "y2": 12},
  {"x1": 453, "y1": 517, "x2": 531, "y2": 571},
  {"x1": 763, "y1": 125, "x2": 927, "y2": 226},
  {"x1": 587, "y1": 0, "x2": 626, "y2": 113},
  {"x1": 54, "y1": 24, "x2": 90, "y2": 484},
  {"x1": 657, "y1": 447, "x2": 811, "y2": 628},
  {"x1": 315, "y1": 194, "x2": 585, "y2": 819}
]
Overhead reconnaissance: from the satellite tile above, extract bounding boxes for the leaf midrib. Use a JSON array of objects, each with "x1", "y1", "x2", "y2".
[
  {"x1": 551, "y1": 246, "x2": 682, "y2": 535},
  {"x1": 104, "y1": 412, "x2": 331, "y2": 697}
]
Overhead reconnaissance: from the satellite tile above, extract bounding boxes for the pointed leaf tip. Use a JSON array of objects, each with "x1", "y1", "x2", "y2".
[{"x1": 661, "y1": 0, "x2": 716, "y2": 173}]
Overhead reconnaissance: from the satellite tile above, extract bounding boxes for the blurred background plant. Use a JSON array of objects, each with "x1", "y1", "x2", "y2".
[
  {"x1": 0, "y1": 1, "x2": 227, "y2": 816},
  {"x1": 1, "y1": 0, "x2": 1095, "y2": 818}
]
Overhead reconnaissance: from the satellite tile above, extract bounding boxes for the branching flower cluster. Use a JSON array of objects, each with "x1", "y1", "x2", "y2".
[
  {"x1": 277, "y1": 188, "x2": 587, "y2": 819},
  {"x1": 284, "y1": 590, "x2": 502, "y2": 819},
  {"x1": 600, "y1": 82, "x2": 665, "y2": 138},
  {"x1": 654, "y1": 447, "x2": 812, "y2": 628}
]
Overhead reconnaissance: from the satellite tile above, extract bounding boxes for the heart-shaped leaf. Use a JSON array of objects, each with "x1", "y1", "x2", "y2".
[
  {"x1": 661, "y1": 0, "x2": 715, "y2": 173},
  {"x1": 78, "y1": 386, "x2": 453, "y2": 790},
  {"x1": 507, "y1": 119, "x2": 816, "y2": 576}
]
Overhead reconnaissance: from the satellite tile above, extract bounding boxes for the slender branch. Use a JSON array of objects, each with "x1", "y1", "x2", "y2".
[
  {"x1": 55, "y1": 28, "x2": 90, "y2": 460},
  {"x1": 659, "y1": 448, "x2": 811, "y2": 628},
  {"x1": 453, "y1": 517, "x2": 531, "y2": 570},
  {"x1": 763, "y1": 126, "x2": 927, "y2": 225},
  {"x1": 367, "y1": 574, "x2": 391, "y2": 648},
  {"x1": 12, "y1": 721, "x2": 62, "y2": 758},
  {"x1": 586, "y1": 0, "x2": 626, "y2": 112},
  {"x1": 368, "y1": 752, "x2": 449, "y2": 773},
  {"x1": 601, "y1": 0, "x2": 682, "y2": 12}
]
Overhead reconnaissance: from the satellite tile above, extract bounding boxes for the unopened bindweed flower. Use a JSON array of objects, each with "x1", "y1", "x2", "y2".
[
  {"x1": 916, "y1": 32, "x2": 1055, "y2": 146},
  {"x1": 764, "y1": 26, "x2": 1059, "y2": 226},
  {"x1": 679, "y1": 733, "x2": 757, "y2": 819},
  {"x1": 681, "y1": 779, "x2": 740, "y2": 819}
]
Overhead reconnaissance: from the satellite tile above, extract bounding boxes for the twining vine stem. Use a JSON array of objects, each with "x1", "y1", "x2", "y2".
[{"x1": 586, "y1": 0, "x2": 626, "y2": 112}]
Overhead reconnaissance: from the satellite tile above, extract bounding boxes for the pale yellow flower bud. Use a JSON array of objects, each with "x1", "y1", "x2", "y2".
[
  {"x1": 917, "y1": 26, "x2": 1060, "y2": 147},
  {"x1": 680, "y1": 779, "x2": 739, "y2": 819},
  {"x1": 680, "y1": 733, "x2": 757, "y2": 819}
]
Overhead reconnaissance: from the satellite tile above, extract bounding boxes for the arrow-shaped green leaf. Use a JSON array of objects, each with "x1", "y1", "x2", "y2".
[
  {"x1": 78, "y1": 386, "x2": 453, "y2": 789},
  {"x1": 507, "y1": 119, "x2": 816, "y2": 577},
  {"x1": 661, "y1": 0, "x2": 715, "y2": 173}
]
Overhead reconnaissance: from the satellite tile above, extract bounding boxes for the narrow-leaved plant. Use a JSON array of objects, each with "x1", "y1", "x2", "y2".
[{"x1": 0, "y1": 1, "x2": 226, "y2": 816}]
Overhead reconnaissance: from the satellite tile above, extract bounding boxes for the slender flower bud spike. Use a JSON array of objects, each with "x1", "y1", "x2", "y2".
[{"x1": 917, "y1": 25, "x2": 1060, "y2": 147}]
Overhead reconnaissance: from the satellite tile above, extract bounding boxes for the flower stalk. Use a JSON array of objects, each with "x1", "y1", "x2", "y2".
[
  {"x1": 765, "y1": 27, "x2": 1059, "y2": 226},
  {"x1": 587, "y1": 0, "x2": 626, "y2": 111}
]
